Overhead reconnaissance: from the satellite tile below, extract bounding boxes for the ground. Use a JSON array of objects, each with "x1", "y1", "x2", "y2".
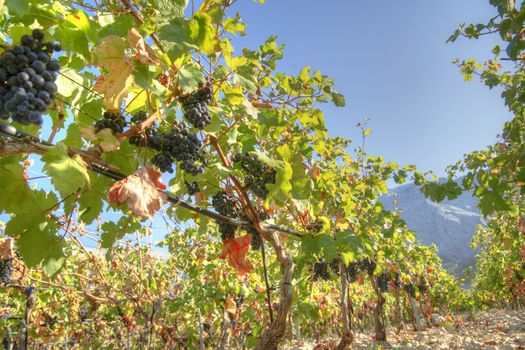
[{"x1": 283, "y1": 309, "x2": 525, "y2": 350}]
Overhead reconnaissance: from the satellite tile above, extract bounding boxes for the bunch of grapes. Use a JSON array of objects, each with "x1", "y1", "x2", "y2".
[
  {"x1": 347, "y1": 261, "x2": 361, "y2": 282},
  {"x1": 232, "y1": 153, "x2": 276, "y2": 199},
  {"x1": 362, "y1": 258, "x2": 377, "y2": 275},
  {"x1": 131, "y1": 122, "x2": 207, "y2": 175},
  {"x1": 0, "y1": 29, "x2": 61, "y2": 126},
  {"x1": 377, "y1": 272, "x2": 390, "y2": 293},
  {"x1": 313, "y1": 262, "x2": 330, "y2": 281},
  {"x1": 329, "y1": 259, "x2": 340, "y2": 275},
  {"x1": 180, "y1": 84, "x2": 213, "y2": 130},
  {"x1": 393, "y1": 272, "x2": 401, "y2": 288},
  {"x1": 0, "y1": 259, "x2": 12, "y2": 285},
  {"x1": 241, "y1": 210, "x2": 268, "y2": 250},
  {"x1": 418, "y1": 276, "x2": 428, "y2": 293},
  {"x1": 95, "y1": 111, "x2": 127, "y2": 133},
  {"x1": 130, "y1": 110, "x2": 147, "y2": 124},
  {"x1": 129, "y1": 126, "x2": 161, "y2": 149},
  {"x1": 305, "y1": 219, "x2": 324, "y2": 233},
  {"x1": 185, "y1": 181, "x2": 200, "y2": 196},
  {"x1": 212, "y1": 191, "x2": 239, "y2": 240}
]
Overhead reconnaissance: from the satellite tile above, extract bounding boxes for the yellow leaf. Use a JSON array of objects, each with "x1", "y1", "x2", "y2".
[
  {"x1": 127, "y1": 28, "x2": 159, "y2": 64},
  {"x1": 94, "y1": 36, "x2": 135, "y2": 110},
  {"x1": 96, "y1": 129, "x2": 120, "y2": 153},
  {"x1": 94, "y1": 60, "x2": 134, "y2": 110}
]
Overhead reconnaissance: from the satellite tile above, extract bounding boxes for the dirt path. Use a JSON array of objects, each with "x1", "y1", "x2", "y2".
[{"x1": 283, "y1": 309, "x2": 525, "y2": 349}]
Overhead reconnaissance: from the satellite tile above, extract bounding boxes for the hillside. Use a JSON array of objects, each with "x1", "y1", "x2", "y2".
[{"x1": 381, "y1": 182, "x2": 483, "y2": 275}]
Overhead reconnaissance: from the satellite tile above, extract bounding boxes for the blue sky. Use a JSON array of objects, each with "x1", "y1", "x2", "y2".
[{"x1": 230, "y1": 1, "x2": 512, "y2": 176}]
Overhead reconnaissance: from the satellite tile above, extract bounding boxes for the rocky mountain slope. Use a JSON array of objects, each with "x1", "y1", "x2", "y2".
[{"x1": 381, "y1": 182, "x2": 484, "y2": 275}]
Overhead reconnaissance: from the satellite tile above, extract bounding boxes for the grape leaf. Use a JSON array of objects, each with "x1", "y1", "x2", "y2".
[
  {"x1": 0, "y1": 237, "x2": 14, "y2": 260},
  {"x1": 42, "y1": 143, "x2": 91, "y2": 198},
  {"x1": 66, "y1": 10, "x2": 96, "y2": 42},
  {"x1": 178, "y1": 63, "x2": 205, "y2": 94},
  {"x1": 220, "y1": 235, "x2": 253, "y2": 275},
  {"x1": 128, "y1": 28, "x2": 159, "y2": 64},
  {"x1": 93, "y1": 35, "x2": 135, "y2": 110},
  {"x1": 107, "y1": 167, "x2": 167, "y2": 218},
  {"x1": 80, "y1": 125, "x2": 120, "y2": 152}
]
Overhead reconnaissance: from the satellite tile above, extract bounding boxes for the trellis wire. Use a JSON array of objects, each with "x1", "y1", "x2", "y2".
[{"x1": 0, "y1": 123, "x2": 305, "y2": 238}]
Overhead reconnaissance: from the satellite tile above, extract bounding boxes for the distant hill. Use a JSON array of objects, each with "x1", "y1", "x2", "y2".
[{"x1": 381, "y1": 181, "x2": 483, "y2": 275}]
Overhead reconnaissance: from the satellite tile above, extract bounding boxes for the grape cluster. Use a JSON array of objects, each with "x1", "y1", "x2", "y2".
[
  {"x1": 0, "y1": 29, "x2": 61, "y2": 126},
  {"x1": 313, "y1": 262, "x2": 330, "y2": 281},
  {"x1": 393, "y1": 272, "x2": 401, "y2": 288},
  {"x1": 0, "y1": 259, "x2": 12, "y2": 285},
  {"x1": 362, "y1": 258, "x2": 377, "y2": 275},
  {"x1": 95, "y1": 111, "x2": 127, "y2": 133},
  {"x1": 180, "y1": 84, "x2": 213, "y2": 130},
  {"x1": 418, "y1": 276, "x2": 428, "y2": 293},
  {"x1": 347, "y1": 261, "x2": 361, "y2": 282},
  {"x1": 241, "y1": 211, "x2": 268, "y2": 251},
  {"x1": 377, "y1": 272, "x2": 390, "y2": 293},
  {"x1": 305, "y1": 219, "x2": 324, "y2": 233},
  {"x1": 185, "y1": 181, "x2": 200, "y2": 196},
  {"x1": 329, "y1": 259, "x2": 340, "y2": 275},
  {"x1": 130, "y1": 110, "x2": 147, "y2": 123},
  {"x1": 212, "y1": 191, "x2": 239, "y2": 240},
  {"x1": 232, "y1": 153, "x2": 276, "y2": 199},
  {"x1": 130, "y1": 122, "x2": 207, "y2": 175}
]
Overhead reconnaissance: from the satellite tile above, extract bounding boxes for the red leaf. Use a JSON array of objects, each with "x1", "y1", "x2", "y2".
[
  {"x1": 220, "y1": 235, "x2": 253, "y2": 275},
  {"x1": 107, "y1": 167, "x2": 167, "y2": 218}
]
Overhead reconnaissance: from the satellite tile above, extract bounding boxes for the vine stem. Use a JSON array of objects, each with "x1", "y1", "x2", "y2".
[
  {"x1": 260, "y1": 240, "x2": 274, "y2": 323},
  {"x1": 209, "y1": 134, "x2": 294, "y2": 350},
  {"x1": 117, "y1": 109, "x2": 159, "y2": 141}
]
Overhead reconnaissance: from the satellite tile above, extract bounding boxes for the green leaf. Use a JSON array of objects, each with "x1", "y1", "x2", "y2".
[
  {"x1": 0, "y1": 160, "x2": 56, "y2": 214},
  {"x1": 56, "y1": 23, "x2": 90, "y2": 62},
  {"x1": 43, "y1": 249, "x2": 66, "y2": 277},
  {"x1": 5, "y1": 0, "x2": 28, "y2": 16},
  {"x1": 66, "y1": 10, "x2": 96, "y2": 42},
  {"x1": 154, "y1": 0, "x2": 187, "y2": 25},
  {"x1": 188, "y1": 13, "x2": 217, "y2": 54},
  {"x1": 56, "y1": 67, "x2": 86, "y2": 97},
  {"x1": 9, "y1": 213, "x2": 63, "y2": 269},
  {"x1": 42, "y1": 143, "x2": 91, "y2": 198},
  {"x1": 331, "y1": 92, "x2": 346, "y2": 107},
  {"x1": 98, "y1": 14, "x2": 134, "y2": 38},
  {"x1": 178, "y1": 63, "x2": 205, "y2": 94}
]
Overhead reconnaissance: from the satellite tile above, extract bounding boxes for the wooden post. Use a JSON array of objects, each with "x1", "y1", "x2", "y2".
[
  {"x1": 393, "y1": 287, "x2": 404, "y2": 332},
  {"x1": 370, "y1": 275, "x2": 387, "y2": 341},
  {"x1": 408, "y1": 294, "x2": 423, "y2": 331},
  {"x1": 336, "y1": 261, "x2": 353, "y2": 350}
]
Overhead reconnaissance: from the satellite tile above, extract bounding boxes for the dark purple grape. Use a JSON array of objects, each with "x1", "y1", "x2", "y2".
[
  {"x1": 31, "y1": 60, "x2": 46, "y2": 73},
  {"x1": 32, "y1": 29, "x2": 44, "y2": 40},
  {"x1": 21, "y1": 35, "x2": 35, "y2": 47}
]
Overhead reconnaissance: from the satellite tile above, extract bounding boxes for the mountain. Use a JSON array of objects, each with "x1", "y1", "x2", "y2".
[{"x1": 381, "y1": 181, "x2": 484, "y2": 275}]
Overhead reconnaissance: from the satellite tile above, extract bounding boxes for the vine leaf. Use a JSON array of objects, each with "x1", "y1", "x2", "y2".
[
  {"x1": 178, "y1": 63, "x2": 205, "y2": 94},
  {"x1": 93, "y1": 35, "x2": 135, "y2": 110},
  {"x1": 128, "y1": 28, "x2": 159, "y2": 64},
  {"x1": 107, "y1": 167, "x2": 167, "y2": 218},
  {"x1": 42, "y1": 143, "x2": 91, "y2": 198},
  {"x1": 220, "y1": 235, "x2": 253, "y2": 275},
  {"x1": 80, "y1": 125, "x2": 120, "y2": 152},
  {"x1": 0, "y1": 237, "x2": 14, "y2": 260}
]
